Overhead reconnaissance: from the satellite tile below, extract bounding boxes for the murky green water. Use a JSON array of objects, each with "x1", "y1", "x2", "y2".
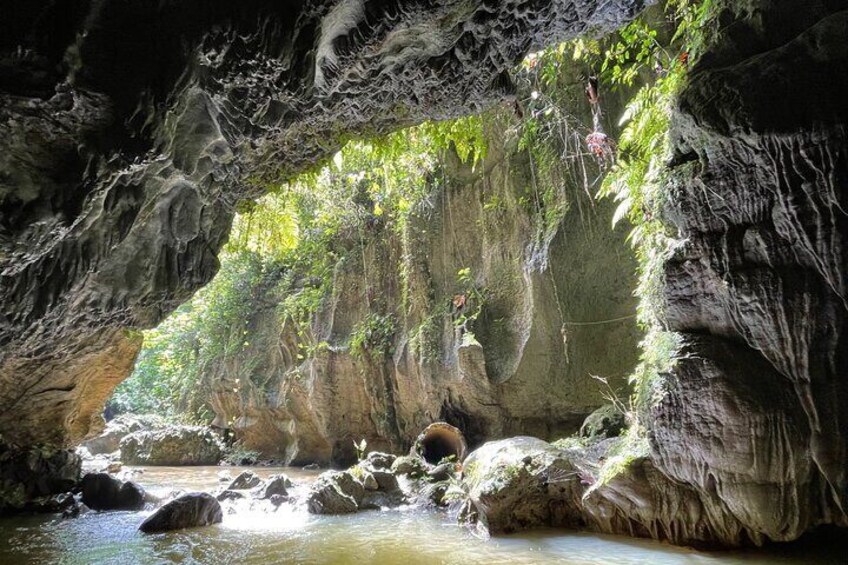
[{"x1": 0, "y1": 466, "x2": 844, "y2": 564}]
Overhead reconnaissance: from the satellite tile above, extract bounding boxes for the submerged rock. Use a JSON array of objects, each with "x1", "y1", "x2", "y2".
[
  {"x1": 139, "y1": 493, "x2": 223, "y2": 533},
  {"x1": 80, "y1": 473, "x2": 146, "y2": 511},
  {"x1": 119, "y1": 426, "x2": 222, "y2": 466}
]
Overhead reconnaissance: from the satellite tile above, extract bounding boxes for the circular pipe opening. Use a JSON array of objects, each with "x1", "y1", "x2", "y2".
[{"x1": 414, "y1": 422, "x2": 467, "y2": 465}]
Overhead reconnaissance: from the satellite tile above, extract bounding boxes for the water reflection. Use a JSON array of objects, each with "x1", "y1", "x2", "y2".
[{"x1": 0, "y1": 466, "x2": 844, "y2": 565}]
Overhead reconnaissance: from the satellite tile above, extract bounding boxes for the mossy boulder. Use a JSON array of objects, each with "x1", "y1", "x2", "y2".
[
  {"x1": 120, "y1": 426, "x2": 223, "y2": 466},
  {"x1": 579, "y1": 405, "x2": 626, "y2": 440}
]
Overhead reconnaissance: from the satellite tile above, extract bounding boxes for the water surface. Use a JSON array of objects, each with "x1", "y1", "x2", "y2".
[{"x1": 0, "y1": 466, "x2": 844, "y2": 564}]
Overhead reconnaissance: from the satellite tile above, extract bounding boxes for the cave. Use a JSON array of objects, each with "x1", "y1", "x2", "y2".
[{"x1": 0, "y1": 0, "x2": 846, "y2": 561}]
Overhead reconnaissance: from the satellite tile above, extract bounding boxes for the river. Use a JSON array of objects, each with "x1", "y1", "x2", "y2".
[{"x1": 0, "y1": 466, "x2": 844, "y2": 564}]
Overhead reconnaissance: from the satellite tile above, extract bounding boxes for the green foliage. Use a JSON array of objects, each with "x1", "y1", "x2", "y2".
[
  {"x1": 110, "y1": 252, "x2": 268, "y2": 421},
  {"x1": 349, "y1": 313, "x2": 397, "y2": 360},
  {"x1": 116, "y1": 113, "x2": 492, "y2": 419},
  {"x1": 222, "y1": 441, "x2": 261, "y2": 466},
  {"x1": 452, "y1": 267, "x2": 486, "y2": 338}
]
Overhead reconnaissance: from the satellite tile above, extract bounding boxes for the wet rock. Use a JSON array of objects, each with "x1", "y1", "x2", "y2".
[
  {"x1": 119, "y1": 426, "x2": 222, "y2": 466},
  {"x1": 306, "y1": 471, "x2": 365, "y2": 515},
  {"x1": 360, "y1": 489, "x2": 407, "y2": 510},
  {"x1": 579, "y1": 405, "x2": 625, "y2": 440},
  {"x1": 269, "y1": 494, "x2": 288, "y2": 507},
  {"x1": 303, "y1": 463, "x2": 320, "y2": 471},
  {"x1": 25, "y1": 492, "x2": 76, "y2": 514},
  {"x1": 216, "y1": 490, "x2": 245, "y2": 502},
  {"x1": 139, "y1": 492, "x2": 223, "y2": 533},
  {"x1": 391, "y1": 455, "x2": 426, "y2": 478},
  {"x1": 80, "y1": 473, "x2": 146, "y2": 511},
  {"x1": 62, "y1": 496, "x2": 90, "y2": 519},
  {"x1": 362, "y1": 472, "x2": 379, "y2": 491},
  {"x1": 427, "y1": 463, "x2": 455, "y2": 482},
  {"x1": 254, "y1": 474, "x2": 290, "y2": 499},
  {"x1": 217, "y1": 471, "x2": 232, "y2": 483},
  {"x1": 227, "y1": 471, "x2": 261, "y2": 490},
  {"x1": 370, "y1": 470, "x2": 400, "y2": 493},
  {"x1": 0, "y1": 443, "x2": 81, "y2": 514},
  {"x1": 364, "y1": 452, "x2": 396, "y2": 471}
]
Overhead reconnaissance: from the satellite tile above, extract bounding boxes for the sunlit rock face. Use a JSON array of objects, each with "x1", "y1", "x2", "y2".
[
  {"x1": 587, "y1": 0, "x2": 848, "y2": 546},
  {"x1": 0, "y1": 0, "x2": 647, "y2": 446},
  {"x1": 203, "y1": 134, "x2": 641, "y2": 466}
]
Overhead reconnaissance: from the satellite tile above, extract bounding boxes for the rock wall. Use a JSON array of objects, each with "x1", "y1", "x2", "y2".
[
  {"x1": 0, "y1": 0, "x2": 647, "y2": 446},
  {"x1": 205, "y1": 126, "x2": 641, "y2": 465},
  {"x1": 581, "y1": 0, "x2": 848, "y2": 547}
]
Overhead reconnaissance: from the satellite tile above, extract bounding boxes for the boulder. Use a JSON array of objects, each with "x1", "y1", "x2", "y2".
[
  {"x1": 119, "y1": 426, "x2": 223, "y2": 466},
  {"x1": 81, "y1": 415, "x2": 162, "y2": 455},
  {"x1": 370, "y1": 470, "x2": 400, "y2": 493},
  {"x1": 255, "y1": 474, "x2": 290, "y2": 499},
  {"x1": 0, "y1": 442, "x2": 81, "y2": 514},
  {"x1": 580, "y1": 405, "x2": 626, "y2": 439},
  {"x1": 25, "y1": 492, "x2": 76, "y2": 514},
  {"x1": 80, "y1": 473, "x2": 146, "y2": 511},
  {"x1": 460, "y1": 437, "x2": 584, "y2": 534},
  {"x1": 391, "y1": 455, "x2": 426, "y2": 478},
  {"x1": 306, "y1": 471, "x2": 365, "y2": 514},
  {"x1": 139, "y1": 492, "x2": 223, "y2": 533},
  {"x1": 216, "y1": 490, "x2": 245, "y2": 502},
  {"x1": 362, "y1": 472, "x2": 379, "y2": 491},
  {"x1": 227, "y1": 471, "x2": 261, "y2": 490},
  {"x1": 364, "y1": 452, "x2": 396, "y2": 470}
]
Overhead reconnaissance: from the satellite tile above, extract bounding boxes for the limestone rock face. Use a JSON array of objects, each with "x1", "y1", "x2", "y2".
[
  {"x1": 139, "y1": 492, "x2": 222, "y2": 533},
  {"x1": 119, "y1": 426, "x2": 223, "y2": 466},
  {"x1": 638, "y1": 0, "x2": 848, "y2": 546},
  {"x1": 0, "y1": 0, "x2": 647, "y2": 447},
  {"x1": 203, "y1": 117, "x2": 641, "y2": 465}
]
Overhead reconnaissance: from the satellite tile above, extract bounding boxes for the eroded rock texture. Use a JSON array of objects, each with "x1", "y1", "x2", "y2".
[
  {"x1": 587, "y1": 0, "x2": 848, "y2": 547},
  {"x1": 0, "y1": 0, "x2": 647, "y2": 446}
]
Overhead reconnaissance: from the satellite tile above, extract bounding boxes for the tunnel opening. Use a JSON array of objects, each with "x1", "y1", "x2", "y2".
[{"x1": 414, "y1": 422, "x2": 467, "y2": 465}]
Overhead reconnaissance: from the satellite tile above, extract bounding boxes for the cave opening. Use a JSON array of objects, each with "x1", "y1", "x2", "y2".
[{"x1": 1, "y1": 0, "x2": 845, "y2": 561}]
